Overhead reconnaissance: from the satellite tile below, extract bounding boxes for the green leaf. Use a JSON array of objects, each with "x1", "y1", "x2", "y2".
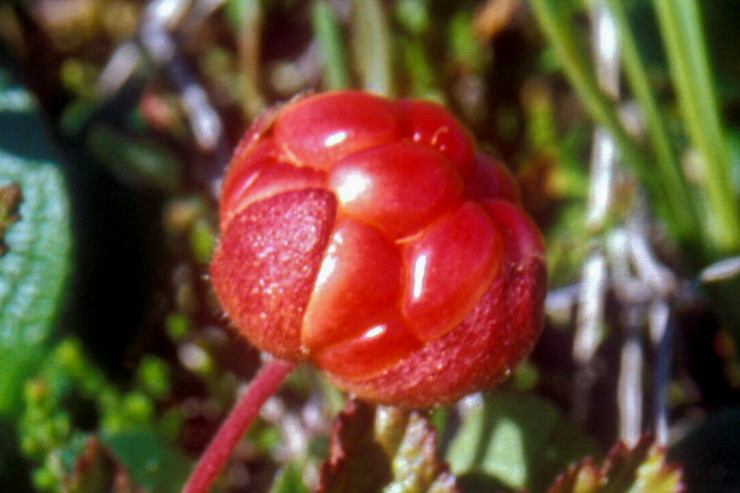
[
  {"x1": 318, "y1": 399, "x2": 458, "y2": 493},
  {"x1": 447, "y1": 390, "x2": 600, "y2": 492},
  {"x1": 0, "y1": 59, "x2": 72, "y2": 417},
  {"x1": 549, "y1": 436, "x2": 684, "y2": 493},
  {"x1": 382, "y1": 408, "x2": 458, "y2": 493}
]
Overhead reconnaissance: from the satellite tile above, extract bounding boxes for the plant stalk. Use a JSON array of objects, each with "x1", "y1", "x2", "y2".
[{"x1": 182, "y1": 358, "x2": 296, "y2": 493}]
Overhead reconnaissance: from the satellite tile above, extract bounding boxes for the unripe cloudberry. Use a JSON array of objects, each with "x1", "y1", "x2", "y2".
[{"x1": 211, "y1": 90, "x2": 546, "y2": 408}]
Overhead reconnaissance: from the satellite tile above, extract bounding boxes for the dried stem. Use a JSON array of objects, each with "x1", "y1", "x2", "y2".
[
  {"x1": 182, "y1": 358, "x2": 296, "y2": 493},
  {"x1": 98, "y1": 0, "x2": 231, "y2": 193},
  {"x1": 570, "y1": 0, "x2": 620, "y2": 425},
  {"x1": 618, "y1": 309, "x2": 644, "y2": 446},
  {"x1": 649, "y1": 299, "x2": 672, "y2": 445},
  {"x1": 138, "y1": 0, "x2": 226, "y2": 156}
]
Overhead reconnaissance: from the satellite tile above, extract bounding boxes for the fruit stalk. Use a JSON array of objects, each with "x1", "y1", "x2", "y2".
[{"x1": 182, "y1": 358, "x2": 296, "y2": 493}]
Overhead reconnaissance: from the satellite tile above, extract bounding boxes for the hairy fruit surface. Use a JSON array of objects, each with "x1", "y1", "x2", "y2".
[{"x1": 211, "y1": 91, "x2": 546, "y2": 408}]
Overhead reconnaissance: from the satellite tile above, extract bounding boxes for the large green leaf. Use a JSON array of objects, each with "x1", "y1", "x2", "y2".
[
  {"x1": 448, "y1": 390, "x2": 601, "y2": 492},
  {"x1": 0, "y1": 59, "x2": 73, "y2": 416}
]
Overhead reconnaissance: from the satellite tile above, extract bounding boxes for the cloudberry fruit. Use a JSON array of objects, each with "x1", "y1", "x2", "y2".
[{"x1": 211, "y1": 90, "x2": 546, "y2": 408}]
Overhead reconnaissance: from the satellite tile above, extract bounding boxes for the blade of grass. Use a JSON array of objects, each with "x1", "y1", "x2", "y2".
[
  {"x1": 529, "y1": 0, "x2": 699, "y2": 248},
  {"x1": 652, "y1": 0, "x2": 740, "y2": 255},
  {"x1": 351, "y1": 0, "x2": 394, "y2": 96},
  {"x1": 311, "y1": 0, "x2": 351, "y2": 91},
  {"x1": 226, "y1": 0, "x2": 266, "y2": 118},
  {"x1": 606, "y1": 0, "x2": 701, "y2": 247},
  {"x1": 394, "y1": 0, "x2": 443, "y2": 101}
]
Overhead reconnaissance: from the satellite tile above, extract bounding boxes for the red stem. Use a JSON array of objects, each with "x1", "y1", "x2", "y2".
[{"x1": 182, "y1": 358, "x2": 297, "y2": 493}]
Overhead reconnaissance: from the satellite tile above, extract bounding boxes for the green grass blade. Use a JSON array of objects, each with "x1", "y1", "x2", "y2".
[
  {"x1": 311, "y1": 0, "x2": 351, "y2": 91},
  {"x1": 529, "y1": 0, "x2": 699, "y2": 250},
  {"x1": 606, "y1": 0, "x2": 701, "y2": 245},
  {"x1": 653, "y1": 0, "x2": 740, "y2": 255},
  {"x1": 351, "y1": 0, "x2": 394, "y2": 96}
]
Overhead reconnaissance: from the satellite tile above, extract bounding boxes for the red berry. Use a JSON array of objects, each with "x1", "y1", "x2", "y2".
[{"x1": 210, "y1": 90, "x2": 546, "y2": 407}]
